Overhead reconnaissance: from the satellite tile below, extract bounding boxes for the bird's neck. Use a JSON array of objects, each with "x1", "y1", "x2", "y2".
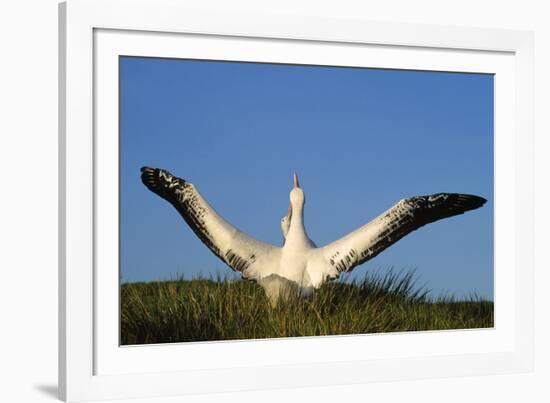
[{"x1": 286, "y1": 204, "x2": 309, "y2": 245}]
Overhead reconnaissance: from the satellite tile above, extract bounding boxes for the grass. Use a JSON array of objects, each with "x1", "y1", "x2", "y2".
[{"x1": 120, "y1": 270, "x2": 493, "y2": 345}]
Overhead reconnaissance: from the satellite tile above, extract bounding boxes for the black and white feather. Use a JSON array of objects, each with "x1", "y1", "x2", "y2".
[
  {"x1": 320, "y1": 193, "x2": 486, "y2": 277},
  {"x1": 141, "y1": 167, "x2": 278, "y2": 281}
]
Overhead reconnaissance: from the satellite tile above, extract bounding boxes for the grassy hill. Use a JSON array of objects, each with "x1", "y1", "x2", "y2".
[{"x1": 121, "y1": 270, "x2": 493, "y2": 345}]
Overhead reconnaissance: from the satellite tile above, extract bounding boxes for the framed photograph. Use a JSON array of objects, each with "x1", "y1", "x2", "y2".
[{"x1": 59, "y1": 0, "x2": 534, "y2": 401}]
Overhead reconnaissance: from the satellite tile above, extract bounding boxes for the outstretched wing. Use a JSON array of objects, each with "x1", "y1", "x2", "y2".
[
  {"x1": 140, "y1": 167, "x2": 279, "y2": 280},
  {"x1": 319, "y1": 193, "x2": 487, "y2": 276}
]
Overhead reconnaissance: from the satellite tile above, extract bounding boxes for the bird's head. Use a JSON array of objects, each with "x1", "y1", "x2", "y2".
[
  {"x1": 280, "y1": 204, "x2": 291, "y2": 241},
  {"x1": 289, "y1": 172, "x2": 305, "y2": 209}
]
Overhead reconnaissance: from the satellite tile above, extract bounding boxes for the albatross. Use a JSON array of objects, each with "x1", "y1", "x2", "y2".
[{"x1": 140, "y1": 167, "x2": 486, "y2": 302}]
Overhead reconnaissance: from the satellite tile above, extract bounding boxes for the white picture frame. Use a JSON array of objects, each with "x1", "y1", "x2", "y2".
[{"x1": 59, "y1": 0, "x2": 534, "y2": 401}]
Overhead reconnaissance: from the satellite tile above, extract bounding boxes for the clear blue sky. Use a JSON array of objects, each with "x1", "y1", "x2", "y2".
[{"x1": 120, "y1": 56, "x2": 494, "y2": 299}]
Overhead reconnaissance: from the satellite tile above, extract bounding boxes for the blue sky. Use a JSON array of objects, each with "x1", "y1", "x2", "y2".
[{"x1": 120, "y1": 56, "x2": 494, "y2": 299}]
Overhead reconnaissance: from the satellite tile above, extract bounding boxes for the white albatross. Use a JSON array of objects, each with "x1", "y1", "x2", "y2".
[{"x1": 140, "y1": 167, "x2": 486, "y2": 302}]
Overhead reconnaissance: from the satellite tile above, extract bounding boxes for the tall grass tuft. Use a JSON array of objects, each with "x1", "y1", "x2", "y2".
[{"x1": 120, "y1": 269, "x2": 493, "y2": 345}]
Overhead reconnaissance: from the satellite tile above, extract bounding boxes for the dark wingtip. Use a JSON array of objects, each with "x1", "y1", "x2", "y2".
[
  {"x1": 140, "y1": 166, "x2": 161, "y2": 192},
  {"x1": 454, "y1": 194, "x2": 487, "y2": 212},
  {"x1": 467, "y1": 194, "x2": 487, "y2": 206},
  {"x1": 475, "y1": 195, "x2": 488, "y2": 206},
  {"x1": 140, "y1": 166, "x2": 186, "y2": 203}
]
